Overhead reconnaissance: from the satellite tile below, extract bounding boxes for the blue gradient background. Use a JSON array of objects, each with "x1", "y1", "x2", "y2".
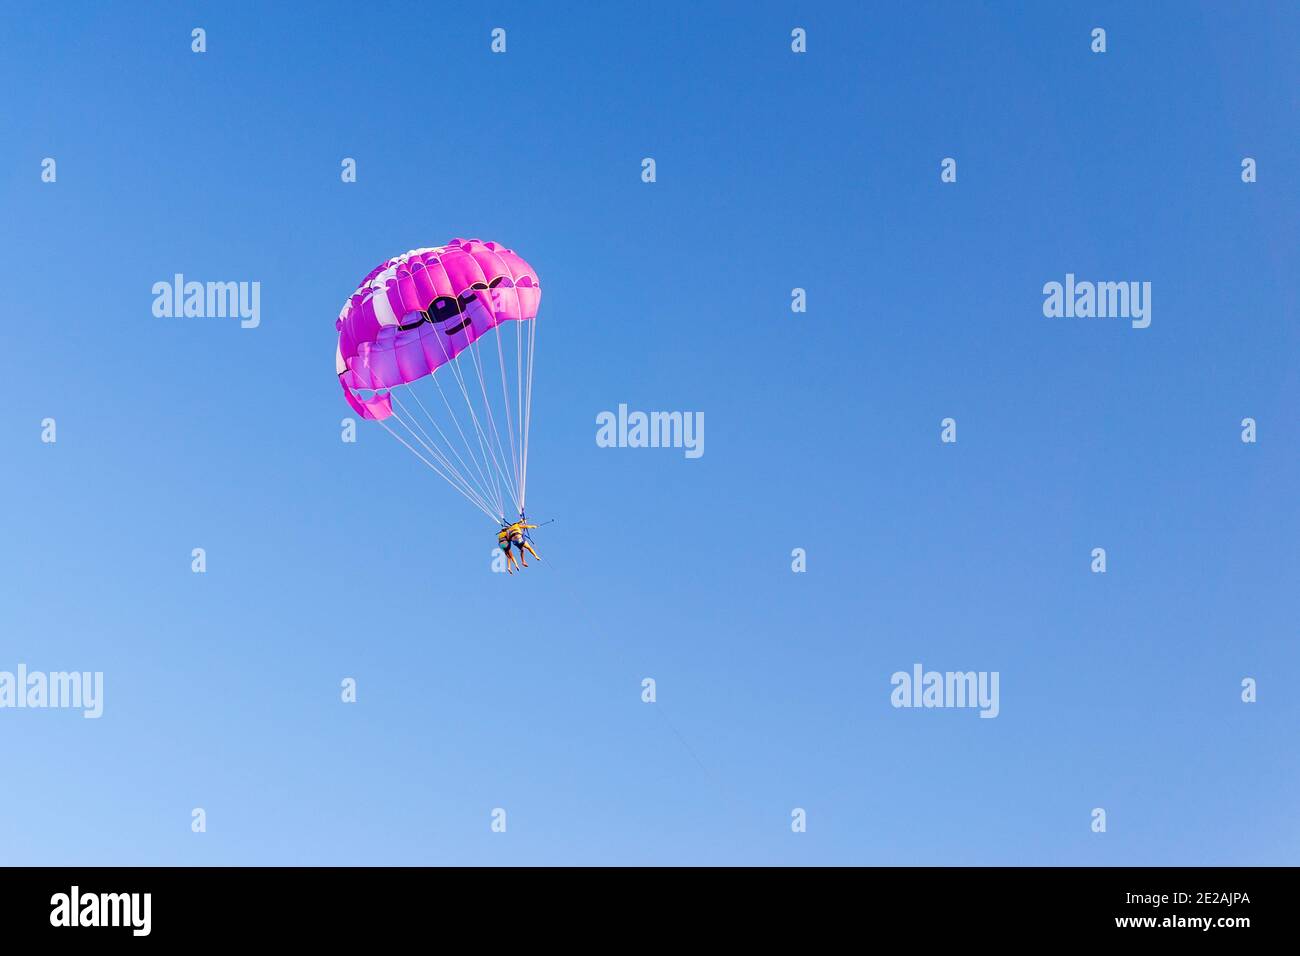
[{"x1": 2, "y1": 1, "x2": 1297, "y2": 865}]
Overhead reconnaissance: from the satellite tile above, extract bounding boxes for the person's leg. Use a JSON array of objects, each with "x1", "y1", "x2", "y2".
[
  {"x1": 522, "y1": 540, "x2": 539, "y2": 562},
  {"x1": 504, "y1": 546, "x2": 516, "y2": 574}
]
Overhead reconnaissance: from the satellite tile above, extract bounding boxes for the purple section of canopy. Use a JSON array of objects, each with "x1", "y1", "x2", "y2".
[{"x1": 336, "y1": 238, "x2": 540, "y2": 420}]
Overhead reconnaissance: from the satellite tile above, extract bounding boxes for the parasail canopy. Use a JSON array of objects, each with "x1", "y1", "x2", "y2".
[{"x1": 336, "y1": 238, "x2": 541, "y2": 523}]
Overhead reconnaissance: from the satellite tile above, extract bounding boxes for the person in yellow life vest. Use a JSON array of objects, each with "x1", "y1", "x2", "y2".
[{"x1": 497, "y1": 519, "x2": 540, "y2": 573}]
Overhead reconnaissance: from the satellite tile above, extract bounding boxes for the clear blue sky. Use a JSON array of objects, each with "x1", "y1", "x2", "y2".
[{"x1": 2, "y1": 1, "x2": 1297, "y2": 865}]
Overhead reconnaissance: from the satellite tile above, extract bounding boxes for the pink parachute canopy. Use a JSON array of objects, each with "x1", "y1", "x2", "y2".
[{"x1": 335, "y1": 238, "x2": 541, "y2": 420}]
